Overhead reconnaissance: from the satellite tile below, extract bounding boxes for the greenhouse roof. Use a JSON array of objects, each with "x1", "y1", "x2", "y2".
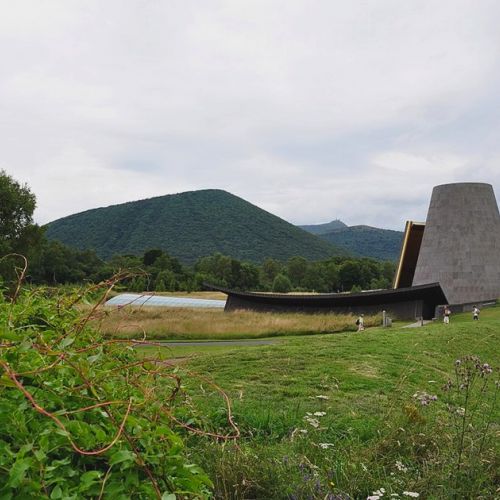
[{"x1": 105, "y1": 293, "x2": 226, "y2": 309}]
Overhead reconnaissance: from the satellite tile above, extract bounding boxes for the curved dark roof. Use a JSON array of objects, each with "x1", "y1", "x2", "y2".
[{"x1": 205, "y1": 282, "x2": 448, "y2": 307}]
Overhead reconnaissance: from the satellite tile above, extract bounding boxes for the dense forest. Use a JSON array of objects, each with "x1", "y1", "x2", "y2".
[
  {"x1": 26, "y1": 244, "x2": 396, "y2": 293},
  {"x1": 45, "y1": 189, "x2": 345, "y2": 263},
  {"x1": 1, "y1": 171, "x2": 395, "y2": 293},
  {"x1": 300, "y1": 221, "x2": 404, "y2": 261},
  {"x1": 298, "y1": 219, "x2": 347, "y2": 234}
]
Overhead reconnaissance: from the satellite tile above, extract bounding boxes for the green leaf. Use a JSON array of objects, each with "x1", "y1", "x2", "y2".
[
  {"x1": 87, "y1": 353, "x2": 101, "y2": 364},
  {"x1": 8, "y1": 457, "x2": 31, "y2": 487},
  {"x1": 109, "y1": 449, "x2": 136, "y2": 466},
  {"x1": 18, "y1": 442, "x2": 33, "y2": 457},
  {"x1": 79, "y1": 470, "x2": 102, "y2": 491},
  {"x1": 0, "y1": 376, "x2": 16, "y2": 387},
  {"x1": 60, "y1": 336, "x2": 75, "y2": 348},
  {"x1": 50, "y1": 485, "x2": 62, "y2": 499}
]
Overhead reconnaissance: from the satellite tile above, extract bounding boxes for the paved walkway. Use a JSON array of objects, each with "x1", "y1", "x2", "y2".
[
  {"x1": 403, "y1": 320, "x2": 433, "y2": 328},
  {"x1": 137, "y1": 339, "x2": 278, "y2": 347}
]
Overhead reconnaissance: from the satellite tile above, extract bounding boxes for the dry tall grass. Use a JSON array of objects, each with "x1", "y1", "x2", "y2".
[{"x1": 98, "y1": 306, "x2": 381, "y2": 340}]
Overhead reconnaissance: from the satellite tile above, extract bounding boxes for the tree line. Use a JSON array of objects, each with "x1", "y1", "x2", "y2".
[{"x1": 0, "y1": 170, "x2": 395, "y2": 293}]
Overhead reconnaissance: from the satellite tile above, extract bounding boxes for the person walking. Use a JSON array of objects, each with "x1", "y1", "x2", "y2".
[
  {"x1": 443, "y1": 306, "x2": 451, "y2": 325},
  {"x1": 356, "y1": 314, "x2": 365, "y2": 331},
  {"x1": 472, "y1": 305, "x2": 480, "y2": 321}
]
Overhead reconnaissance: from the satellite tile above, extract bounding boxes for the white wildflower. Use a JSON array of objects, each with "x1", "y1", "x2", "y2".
[
  {"x1": 395, "y1": 460, "x2": 408, "y2": 473},
  {"x1": 367, "y1": 496, "x2": 380, "y2": 500},
  {"x1": 304, "y1": 416, "x2": 320, "y2": 428},
  {"x1": 316, "y1": 395, "x2": 329, "y2": 400},
  {"x1": 402, "y1": 492, "x2": 419, "y2": 498},
  {"x1": 318, "y1": 442, "x2": 334, "y2": 449},
  {"x1": 313, "y1": 411, "x2": 326, "y2": 417}
]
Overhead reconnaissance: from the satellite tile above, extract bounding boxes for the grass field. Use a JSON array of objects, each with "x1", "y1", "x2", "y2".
[
  {"x1": 99, "y1": 306, "x2": 382, "y2": 340},
  {"x1": 142, "y1": 306, "x2": 500, "y2": 499}
]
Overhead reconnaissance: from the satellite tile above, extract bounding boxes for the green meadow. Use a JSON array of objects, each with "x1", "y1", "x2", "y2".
[
  {"x1": 2, "y1": 285, "x2": 498, "y2": 499},
  {"x1": 144, "y1": 307, "x2": 500, "y2": 499}
]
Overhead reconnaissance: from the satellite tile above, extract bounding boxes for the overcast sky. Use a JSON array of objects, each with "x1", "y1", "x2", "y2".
[{"x1": 2, "y1": 0, "x2": 500, "y2": 230}]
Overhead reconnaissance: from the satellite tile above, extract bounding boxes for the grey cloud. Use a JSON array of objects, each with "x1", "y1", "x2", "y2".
[{"x1": 1, "y1": 0, "x2": 500, "y2": 230}]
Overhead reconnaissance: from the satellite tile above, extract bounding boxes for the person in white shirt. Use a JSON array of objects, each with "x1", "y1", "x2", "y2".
[
  {"x1": 443, "y1": 306, "x2": 451, "y2": 324},
  {"x1": 356, "y1": 314, "x2": 364, "y2": 331},
  {"x1": 472, "y1": 305, "x2": 480, "y2": 321}
]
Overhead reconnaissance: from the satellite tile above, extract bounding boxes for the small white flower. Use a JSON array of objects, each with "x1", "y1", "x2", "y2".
[
  {"x1": 313, "y1": 411, "x2": 326, "y2": 417},
  {"x1": 304, "y1": 416, "x2": 320, "y2": 428},
  {"x1": 299, "y1": 429, "x2": 308, "y2": 434},
  {"x1": 316, "y1": 395, "x2": 329, "y2": 400},
  {"x1": 318, "y1": 442, "x2": 334, "y2": 449},
  {"x1": 395, "y1": 460, "x2": 408, "y2": 472},
  {"x1": 367, "y1": 496, "x2": 380, "y2": 500},
  {"x1": 402, "y1": 492, "x2": 419, "y2": 498}
]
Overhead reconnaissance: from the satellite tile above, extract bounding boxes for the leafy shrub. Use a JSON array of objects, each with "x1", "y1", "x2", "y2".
[
  {"x1": 0, "y1": 285, "x2": 212, "y2": 498},
  {"x1": 272, "y1": 274, "x2": 292, "y2": 293}
]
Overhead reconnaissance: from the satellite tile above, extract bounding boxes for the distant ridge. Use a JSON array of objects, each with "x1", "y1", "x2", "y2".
[
  {"x1": 45, "y1": 189, "x2": 344, "y2": 263},
  {"x1": 298, "y1": 219, "x2": 347, "y2": 235},
  {"x1": 299, "y1": 222, "x2": 403, "y2": 261}
]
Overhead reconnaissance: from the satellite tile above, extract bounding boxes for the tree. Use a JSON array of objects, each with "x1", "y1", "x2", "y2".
[
  {"x1": 143, "y1": 248, "x2": 164, "y2": 266},
  {"x1": 0, "y1": 171, "x2": 44, "y2": 282},
  {"x1": 338, "y1": 260, "x2": 363, "y2": 291},
  {"x1": 324, "y1": 261, "x2": 340, "y2": 292},
  {"x1": 260, "y1": 258, "x2": 281, "y2": 287},
  {"x1": 272, "y1": 273, "x2": 292, "y2": 293},
  {"x1": 287, "y1": 256, "x2": 308, "y2": 288}
]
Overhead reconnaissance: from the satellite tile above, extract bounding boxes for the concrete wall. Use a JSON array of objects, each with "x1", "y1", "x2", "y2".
[{"x1": 412, "y1": 183, "x2": 500, "y2": 304}]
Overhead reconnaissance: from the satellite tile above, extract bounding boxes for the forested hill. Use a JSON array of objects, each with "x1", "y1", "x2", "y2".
[
  {"x1": 298, "y1": 219, "x2": 347, "y2": 234},
  {"x1": 300, "y1": 223, "x2": 404, "y2": 261},
  {"x1": 45, "y1": 189, "x2": 344, "y2": 263}
]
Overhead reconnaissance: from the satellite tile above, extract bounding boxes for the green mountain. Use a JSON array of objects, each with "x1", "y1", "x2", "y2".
[
  {"x1": 319, "y1": 225, "x2": 403, "y2": 261},
  {"x1": 298, "y1": 219, "x2": 347, "y2": 235},
  {"x1": 45, "y1": 189, "x2": 344, "y2": 263},
  {"x1": 300, "y1": 223, "x2": 403, "y2": 261}
]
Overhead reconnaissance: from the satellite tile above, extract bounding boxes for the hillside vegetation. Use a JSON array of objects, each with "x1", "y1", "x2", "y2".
[
  {"x1": 46, "y1": 190, "x2": 343, "y2": 264},
  {"x1": 301, "y1": 221, "x2": 404, "y2": 261},
  {"x1": 298, "y1": 219, "x2": 347, "y2": 234}
]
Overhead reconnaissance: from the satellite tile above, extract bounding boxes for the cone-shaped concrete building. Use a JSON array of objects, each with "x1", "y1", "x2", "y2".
[{"x1": 412, "y1": 183, "x2": 500, "y2": 305}]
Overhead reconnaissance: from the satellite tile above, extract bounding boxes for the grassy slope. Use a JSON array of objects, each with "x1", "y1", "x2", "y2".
[
  {"x1": 166, "y1": 307, "x2": 500, "y2": 498},
  {"x1": 185, "y1": 307, "x2": 498, "y2": 422},
  {"x1": 45, "y1": 189, "x2": 343, "y2": 263}
]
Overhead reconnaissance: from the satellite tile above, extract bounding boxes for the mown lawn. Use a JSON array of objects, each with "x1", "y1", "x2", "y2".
[{"x1": 157, "y1": 307, "x2": 500, "y2": 499}]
